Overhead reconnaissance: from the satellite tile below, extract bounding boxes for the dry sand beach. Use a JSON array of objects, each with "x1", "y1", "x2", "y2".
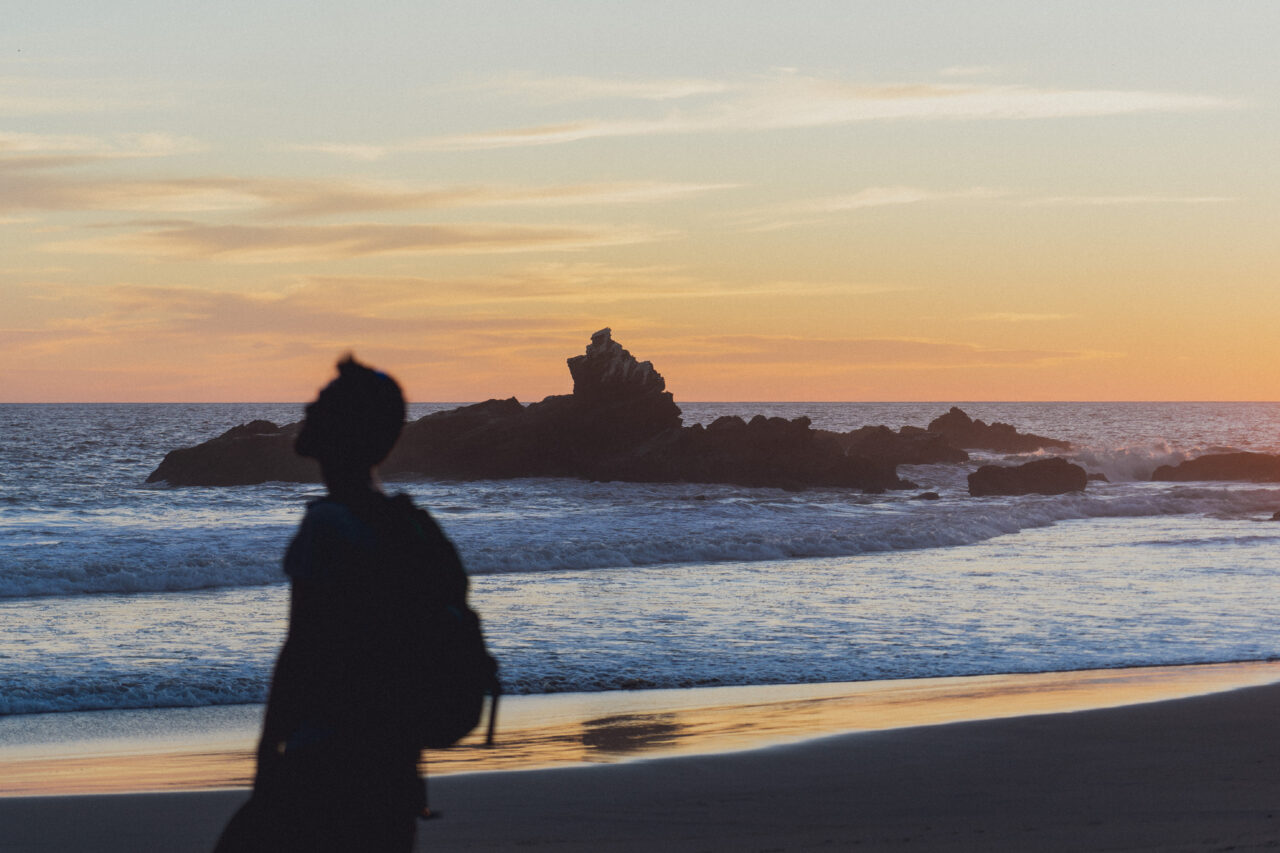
[{"x1": 3, "y1": 663, "x2": 1280, "y2": 852}]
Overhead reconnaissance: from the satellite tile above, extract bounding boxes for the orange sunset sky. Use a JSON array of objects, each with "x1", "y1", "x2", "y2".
[{"x1": 3, "y1": 1, "x2": 1278, "y2": 403}]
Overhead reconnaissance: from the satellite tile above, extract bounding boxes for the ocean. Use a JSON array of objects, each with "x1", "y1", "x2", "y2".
[{"x1": 3, "y1": 402, "x2": 1280, "y2": 718}]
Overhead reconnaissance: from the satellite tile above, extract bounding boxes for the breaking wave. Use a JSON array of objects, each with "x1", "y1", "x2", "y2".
[{"x1": 5, "y1": 477, "x2": 1280, "y2": 598}]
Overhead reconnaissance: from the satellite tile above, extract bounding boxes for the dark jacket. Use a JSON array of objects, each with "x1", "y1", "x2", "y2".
[{"x1": 256, "y1": 494, "x2": 467, "y2": 806}]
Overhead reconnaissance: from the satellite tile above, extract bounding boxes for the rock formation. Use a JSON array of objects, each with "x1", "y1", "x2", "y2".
[
  {"x1": 1151, "y1": 452, "x2": 1280, "y2": 483},
  {"x1": 928, "y1": 407, "x2": 1070, "y2": 453},
  {"x1": 600, "y1": 413, "x2": 909, "y2": 492},
  {"x1": 817, "y1": 424, "x2": 969, "y2": 466},
  {"x1": 967, "y1": 457, "x2": 1088, "y2": 497},
  {"x1": 147, "y1": 329, "x2": 910, "y2": 492},
  {"x1": 147, "y1": 420, "x2": 317, "y2": 486},
  {"x1": 568, "y1": 328, "x2": 666, "y2": 401},
  {"x1": 386, "y1": 329, "x2": 683, "y2": 480}
]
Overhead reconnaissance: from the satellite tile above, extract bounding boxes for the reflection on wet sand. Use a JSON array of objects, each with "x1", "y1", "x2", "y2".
[
  {"x1": 0, "y1": 750, "x2": 255, "y2": 797},
  {"x1": 4, "y1": 661, "x2": 1280, "y2": 796},
  {"x1": 581, "y1": 714, "x2": 680, "y2": 756}
]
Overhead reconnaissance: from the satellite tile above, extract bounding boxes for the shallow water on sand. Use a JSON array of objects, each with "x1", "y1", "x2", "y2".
[
  {"x1": 5, "y1": 514, "x2": 1280, "y2": 715},
  {"x1": 4, "y1": 662, "x2": 1279, "y2": 796}
]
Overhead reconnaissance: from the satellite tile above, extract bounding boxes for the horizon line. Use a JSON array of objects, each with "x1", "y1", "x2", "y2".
[{"x1": 4, "y1": 400, "x2": 1280, "y2": 406}]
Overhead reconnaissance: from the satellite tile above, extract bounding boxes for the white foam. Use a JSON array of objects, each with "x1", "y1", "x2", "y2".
[
  {"x1": 5, "y1": 478, "x2": 1280, "y2": 598},
  {"x1": 13, "y1": 507, "x2": 1280, "y2": 715},
  {"x1": 7, "y1": 403, "x2": 1280, "y2": 715}
]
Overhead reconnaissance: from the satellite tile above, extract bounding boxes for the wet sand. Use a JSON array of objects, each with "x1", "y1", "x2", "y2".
[
  {"x1": 3, "y1": 664, "x2": 1280, "y2": 851},
  {"x1": 4, "y1": 662, "x2": 1279, "y2": 798}
]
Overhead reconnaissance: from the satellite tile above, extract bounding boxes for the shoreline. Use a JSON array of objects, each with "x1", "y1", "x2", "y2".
[
  {"x1": 4, "y1": 672, "x2": 1280, "y2": 851},
  {"x1": 3, "y1": 660, "x2": 1279, "y2": 798}
]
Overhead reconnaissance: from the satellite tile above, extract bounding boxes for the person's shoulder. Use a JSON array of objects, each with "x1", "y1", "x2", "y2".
[
  {"x1": 385, "y1": 493, "x2": 442, "y2": 531},
  {"x1": 304, "y1": 497, "x2": 350, "y2": 522},
  {"x1": 384, "y1": 493, "x2": 462, "y2": 559},
  {"x1": 299, "y1": 498, "x2": 378, "y2": 549},
  {"x1": 285, "y1": 499, "x2": 380, "y2": 580}
]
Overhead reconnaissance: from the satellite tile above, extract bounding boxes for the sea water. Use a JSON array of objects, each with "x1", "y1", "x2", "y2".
[{"x1": 2, "y1": 402, "x2": 1280, "y2": 716}]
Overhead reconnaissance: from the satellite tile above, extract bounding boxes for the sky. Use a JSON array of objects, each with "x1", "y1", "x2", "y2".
[{"x1": 3, "y1": 1, "x2": 1278, "y2": 402}]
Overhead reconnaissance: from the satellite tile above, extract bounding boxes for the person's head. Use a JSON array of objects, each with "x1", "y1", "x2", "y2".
[{"x1": 295, "y1": 355, "x2": 405, "y2": 473}]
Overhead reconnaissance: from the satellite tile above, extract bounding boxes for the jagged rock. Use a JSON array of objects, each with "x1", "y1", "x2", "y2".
[
  {"x1": 146, "y1": 420, "x2": 317, "y2": 486},
  {"x1": 967, "y1": 457, "x2": 1087, "y2": 497},
  {"x1": 1087, "y1": 472, "x2": 1110, "y2": 483},
  {"x1": 221, "y1": 420, "x2": 282, "y2": 440},
  {"x1": 708, "y1": 415, "x2": 748, "y2": 432},
  {"x1": 146, "y1": 329, "x2": 908, "y2": 492},
  {"x1": 567, "y1": 328, "x2": 666, "y2": 401},
  {"x1": 596, "y1": 414, "x2": 910, "y2": 492},
  {"x1": 559, "y1": 330, "x2": 683, "y2": 452},
  {"x1": 384, "y1": 397, "x2": 531, "y2": 479},
  {"x1": 817, "y1": 425, "x2": 968, "y2": 466},
  {"x1": 1151, "y1": 452, "x2": 1280, "y2": 483},
  {"x1": 928, "y1": 407, "x2": 1070, "y2": 453}
]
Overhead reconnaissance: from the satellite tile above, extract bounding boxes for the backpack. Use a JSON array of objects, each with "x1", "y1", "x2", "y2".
[
  {"x1": 389, "y1": 495, "x2": 501, "y2": 749},
  {"x1": 414, "y1": 590, "x2": 501, "y2": 749}
]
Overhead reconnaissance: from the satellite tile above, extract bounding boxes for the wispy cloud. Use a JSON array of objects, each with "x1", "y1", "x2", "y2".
[
  {"x1": 0, "y1": 174, "x2": 263, "y2": 214},
  {"x1": 785, "y1": 186, "x2": 1007, "y2": 213},
  {"x1": 0, "y1": 282, "x2": 592, "y2": 368},
  {"x1": 0, "y1": 153, "x2": 733, "y2": 215},
  {"x1": 0, "y1": 131, "x2": 203, "y2": 158},
  {"x1": 732, "y1": 185, "x2": 1236, "y2": 232},
  {"x1": 460, "y1": 74, "x2": 731, "y2": 103},
  {"x1": 282, "y1": 267, "x2": 907, "y2": 308},
  {"x1": 939, "y1": 66, "x2": 1006, "y2": 78},
  {"x1": 736, "y1": 186, "x2": 1006, "y2": 231},
  {"x1": 286, "y1": 267, "x2": 715, "y2": 308},
  {"x1": 300, "y1": 71, "x2": 1243, "y2": 157},
  {"x1": 655, "y1": 333, "x2": 1105, "y2": 369},
  {"x1": 284, "y1": 142, "x2": 395, "y2": 162},
  {"x1": 1022, "y1": 195, "x2": 1235, "y2": 206},
  {"x1": 250, "y1": 179, "x2": 736, "y2": 218},
  {"x1": 967, "y1": 312, "x2": 1076, "y2": 323},
  {"x1": 289, "y1": 120, "x2": 658, "y2": 159},
  {"x1": 0, "y1": 327, "x2": 94, "y2": 354},
  {"x1": 43, "y1": 221, "x2": 660, "y2": 261},
  {"x1": 6, "y1": 269, "x2": 907, "y2": 361}
]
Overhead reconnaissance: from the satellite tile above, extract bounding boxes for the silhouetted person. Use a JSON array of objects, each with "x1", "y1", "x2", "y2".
[{"x1": 215, "y1": 356, "x2": 468, "y2": 852}]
